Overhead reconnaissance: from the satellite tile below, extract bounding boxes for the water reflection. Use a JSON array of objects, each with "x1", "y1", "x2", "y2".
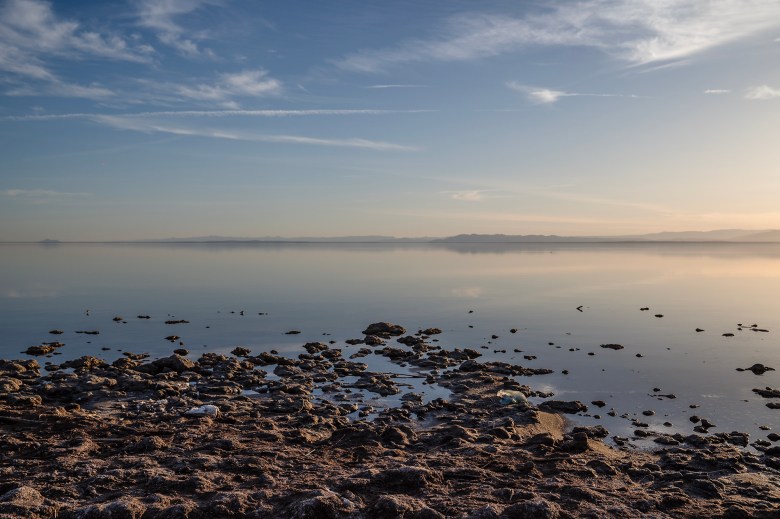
[{"x1": 1, "y1": 242, "x2": 779, "y2": 444}]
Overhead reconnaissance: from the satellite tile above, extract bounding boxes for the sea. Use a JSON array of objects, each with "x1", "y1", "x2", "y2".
[{"x1": 1, "y1": 241, "x2": 779, "y2": 445}]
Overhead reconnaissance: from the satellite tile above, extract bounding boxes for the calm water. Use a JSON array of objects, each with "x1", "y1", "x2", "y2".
[{"x1": 1, "y1": 242, "x2": 779, "y2": 444}]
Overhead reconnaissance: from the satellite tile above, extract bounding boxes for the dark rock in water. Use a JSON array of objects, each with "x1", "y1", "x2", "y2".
[
  {"x1": 723, "y1": 333, "x2": 734, "y2": 337},
  {"x1": 285, "y1": 330, "x2": 302, "y2": 335},
  {"x1": 573, "y1": 425, "x2": 609, "y2": 439},
  {"x1": 695, "y1": 328, "x2": 704, "y2": 332},
  {"x1": 768, "y1": 403, "x2": 780, "y2": 410},
  {"x1": 164, "y1": 335, "x2": 180, "y2": 342},
  {"x1": 364, "y1": 335, "x2": 385, "y2": 346},
  {"x1": 539, "y1": 400, "x2": 587, "y2": 414},
  {"x1": 173, "y1": 348, "x2": 189, "y2": 356},
  {"x1": 230, "y1": 347, "x2": 251, "y2": 357},
  {"x1": 345, "y1": 338, "x2": 365, "y2": 345},
  {"x1": 75, "y1": 330, "x2": 99, "y2": 335},
  {"x1": 717, "y1": 431, "x2": 749, "y2": 447},
  {"x1": 654, "y1": 314, "x2": 663, "y2": 318},
  {"x1": 642, "y1": 410, "x2": 655, "y2": 416},
  {"x1": 397, "y1": 335, "x2": 424, "y2": 346},
  {"x1": 48, "y1": 329, "x2": 64, "y2": 335},
  {"x1": 768, "y1": 433, "x2": 780, "y2": 442},
  {"x1": 600, "y1": 344, "x2": 624, "y2": 350},
  {"x1": 420, "y1": 327, "x2": 442, "y2": 335},
  {"x1": 753, "y1": 387, "x2": 780, "y2": 398},
  {"x1": 765, "y1": 446, "x2": 780, "y2": 457},
  {"x1": 137, "y1": 315, "x2": 151, "y2": 319},
  {"x1": 502, "y1": 498, "x2": 561, "y2": 519},
  {"x1": 303, "y1": 342, "x2": 328, "y2": 354},
  {"x1": 112, "y1": 316, "x2": 123, "y2": 322},
  {"x1": 591, "y1": 400, "x2": 606, "y2": 408},
  {"x1": 23, "y1": 345, "x2": 55, "y2": 356},
  {"x1": 165, "y1": 319, "x2": 190, "y2": 324},
  {"x1": 640, "y1": 307, "x2": 649, "y2": 311},
  {"x1": 510, "y1": 328, "x2": 518, "y2": 333},
  {"x1": 743, "y1": 364, "x2": 775, "y2": 375},
  {"x1": 362, "y1": 322, "x2": 406, "y2": 337}
]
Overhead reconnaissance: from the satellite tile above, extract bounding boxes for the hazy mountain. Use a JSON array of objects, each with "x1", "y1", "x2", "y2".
[
  {"x1": 732, "y1": 230, "x2": 780, "y2": 242},
  {"x1": 30, "y1": 230, "x2": 780, "y2": 244},
  {"x1": 431, "y1": 234, "x2": 609, "y2": 243},
  {"x1": 140, "y1": 235, "x2": 433, "y2": 243},
  {"x1": 433, "y1": 230, "x2": 780, "y2": 243}
]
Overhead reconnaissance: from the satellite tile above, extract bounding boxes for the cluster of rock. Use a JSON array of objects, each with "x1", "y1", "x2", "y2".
[{"x1": 1, "y1": 323, "x2": 779, "y2": 518}]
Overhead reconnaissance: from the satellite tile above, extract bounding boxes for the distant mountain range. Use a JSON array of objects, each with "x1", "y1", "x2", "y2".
[
  {"x1": 30, "y1": 229, "x2": 780, "y2": 244},
  {"x1": 136, "y1": 235, "x2": 434, "y2": 243},
  {"x1": 432, "y1": 229, "x2": 780, "y2": 243}
]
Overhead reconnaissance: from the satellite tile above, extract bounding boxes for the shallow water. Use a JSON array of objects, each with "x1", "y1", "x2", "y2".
[{"x1": 1, "y1": 241, "x2": 779, "y2": 444}]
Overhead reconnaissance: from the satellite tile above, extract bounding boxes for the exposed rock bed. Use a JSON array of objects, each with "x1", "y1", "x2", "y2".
[{"x1": 1, "y1": 325, "x2": 780, "y2": 518}]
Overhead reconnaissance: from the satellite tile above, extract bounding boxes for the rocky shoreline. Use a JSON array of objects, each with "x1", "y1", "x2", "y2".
[{"x1": 1, "y1": 322, "x2": 780, "y2": 518}]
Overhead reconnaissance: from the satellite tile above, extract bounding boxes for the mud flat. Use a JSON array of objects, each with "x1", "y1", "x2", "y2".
[{"x1": 1, "y1": 323, "x2": 779, "y2": 518}]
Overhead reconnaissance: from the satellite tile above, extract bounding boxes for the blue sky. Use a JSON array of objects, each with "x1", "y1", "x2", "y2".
[{"x1": 1, "y1": 0, "x2": 780, "y2": 240}]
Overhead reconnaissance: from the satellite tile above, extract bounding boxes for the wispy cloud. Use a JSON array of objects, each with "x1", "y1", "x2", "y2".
[
  {"x1": 336, "y1": 1, "x2": 780, "y2": 72},
  {"x1": 442, "y1": 190, "x2": 486, "y2": 202},
  {"x1": 745, "y1": 85, "x2": 780, "y2": 100},
  {"x1": 427, "y1": 175, "x2": 673, "y2": 215},
  {"x1": 5, "y1": 81, "x2": 115, "y2": 99},
  {"x1": 2, "y1": 107, "x2": 424, "y2": 150},
  {"x1": 0, "y1": 0, "x2": 152, "y2": 98},
  {"x1": 507, "y1": 82, "x2": 638, "y2": 104},
  {"x1": 138, "y1": 0, "x2": 219, "y2": 57},
  {"x1": 367, "y1": 84, "x2": 427, "y2": 89},
  {"x1": 704, "y1": 89, "x2": 731, "y2": 94},
  {"x1": 0, "y1": 188, "x2": 87, "y2": 197},
  {"x1": 0, "y1": 0, "x2": 153, "y2": 64},
  {"x1": 2, "y1": 108, "x2": 434, "y2": 122},
  {"x1": 91, "y1": 115, "x2": 420, "y2": 151},
  {"x1": 171, "y1": 69, "x2": 282, "y2": 103}
]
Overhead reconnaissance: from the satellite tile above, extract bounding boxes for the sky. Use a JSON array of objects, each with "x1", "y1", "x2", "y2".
[{"x1": 1, "y1": 0, "x2": 780, "y2": 241}]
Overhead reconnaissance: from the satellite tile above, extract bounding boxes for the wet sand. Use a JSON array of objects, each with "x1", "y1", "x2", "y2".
[{"x1": 1, "y1": 323, "x2": 780, "y2": 518}]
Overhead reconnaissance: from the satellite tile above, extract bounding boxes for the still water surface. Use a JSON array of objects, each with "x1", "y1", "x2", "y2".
[{"x1": 1, "y1": 242, "x2": 779, "y2": 444}]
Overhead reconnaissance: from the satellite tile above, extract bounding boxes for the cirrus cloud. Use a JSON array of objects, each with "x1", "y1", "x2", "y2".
[{"x1": 335, "y1": 1, "x2": 780, "y2": 72}]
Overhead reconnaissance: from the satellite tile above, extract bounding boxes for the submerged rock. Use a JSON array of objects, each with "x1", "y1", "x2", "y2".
[
  {"x1": 539, "y1": 400, "x2": 587, "y2": 414},
  {"x1": 739, "y1": 364, "x2": 776, "y2": 375},
  {"x1": 362, "y1": 322, "x2": 406, "y2": 337},
  {"x1": 753, "y1": 387, "x2": 780, "y2": 398}
]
